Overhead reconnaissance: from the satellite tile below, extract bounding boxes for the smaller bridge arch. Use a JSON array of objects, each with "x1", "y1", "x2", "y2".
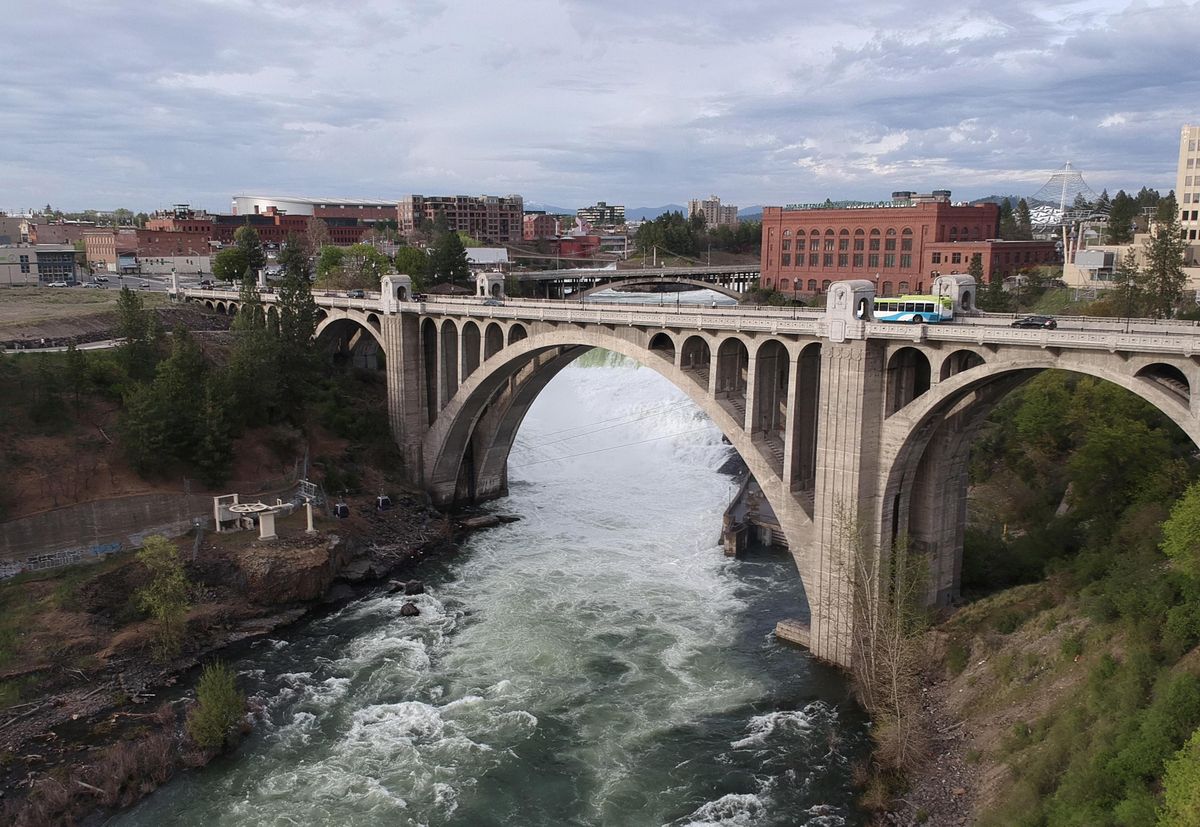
[{"x1": 575, "y1": 277, "x2": 743, "y2": 301}]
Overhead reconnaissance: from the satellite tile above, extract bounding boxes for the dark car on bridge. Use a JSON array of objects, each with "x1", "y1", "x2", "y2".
[{"x1": 1012, "y1": 315, "x2": 1057, "y2": 330}]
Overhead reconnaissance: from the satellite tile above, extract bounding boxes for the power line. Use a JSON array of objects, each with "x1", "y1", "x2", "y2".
[{"x1": 511, "y1": 426, "x2": 716, "y2": 468}]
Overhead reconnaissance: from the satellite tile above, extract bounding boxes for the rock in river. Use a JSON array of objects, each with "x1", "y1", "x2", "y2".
[{"x1": 400, "y1": 602, "x2": 421, "y2": 617}]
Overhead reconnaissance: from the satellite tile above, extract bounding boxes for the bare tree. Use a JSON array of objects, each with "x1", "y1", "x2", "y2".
[{"x1": 839, "y1": 503, "x2": 928, "y2": 773}]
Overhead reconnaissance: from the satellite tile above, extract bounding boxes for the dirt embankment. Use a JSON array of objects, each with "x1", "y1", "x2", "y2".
[{"x1": 0, "y1": 492, "x2": 473, "y2": 825}]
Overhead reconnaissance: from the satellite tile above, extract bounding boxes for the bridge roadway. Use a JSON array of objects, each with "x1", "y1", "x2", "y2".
[{"x1": 181, "y1": 279, "x2": 1200, "y2": 668}]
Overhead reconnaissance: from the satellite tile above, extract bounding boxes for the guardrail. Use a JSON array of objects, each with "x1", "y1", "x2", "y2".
[{"x1": 177, "y1": 289, "x2": 1200, "y2": 355}]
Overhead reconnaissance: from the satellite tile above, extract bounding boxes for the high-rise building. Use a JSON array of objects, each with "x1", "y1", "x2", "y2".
[
  {"x1": 398, "y1": 194, "x2": 524, "y2": 243},
  {"x1": 1177, "y1": 124, "x2": 1200, "y2": 245},
  {"x1": 688, "y1": 195, "x2": 739, "y2": 228},
  {"x1": 576, "y1": 201, "x2": 625, "y2": 228}
]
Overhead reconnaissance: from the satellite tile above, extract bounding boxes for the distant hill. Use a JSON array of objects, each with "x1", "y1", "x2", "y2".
[
  {"x1": 738, "y1": 206, "x2": 763, "y2": 222},
  {"x1": 972, "y1": 194, "x2": 1029, "y2": 206},
  {"x1": 626, "y1": 204, "x2": 686, "y2": 222},
  {"x1": 524, "y1": 202, "x2": 576, "y2": 216}
]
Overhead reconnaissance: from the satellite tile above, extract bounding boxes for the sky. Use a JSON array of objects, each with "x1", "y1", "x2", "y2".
[{"x1": 3, "y1": 0, "x2": 1198, "y2": 213}]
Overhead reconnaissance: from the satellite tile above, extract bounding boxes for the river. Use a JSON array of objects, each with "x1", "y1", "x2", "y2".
[{"x1": 114, "y1": 291, "x2": 867, "y2": 827}]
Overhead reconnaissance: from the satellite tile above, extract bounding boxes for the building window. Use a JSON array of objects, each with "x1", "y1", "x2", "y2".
[
  {"x1": 780, "y1": 278, "x2": 790, "y2": 291},
  {"x1": 883, "y1": 254, "x2": 896, "y2": 267},
  {"x1": 881, "y1": 281, "x2": 893, "y2": 296},
  {"x1": 869, "y1": 229, "x2": 881, "y2": 251},
  {"x1": 853, "y1": 253, "x2": 863, "y2": 267},
  {"x1": 795, "y1": 253, "x2": 805, "y2": 266},
  {"x1": 868, "y1": 253, "x2": 879, "y2": 268},
  {"x1": 854, "y1": 232, "x2": 865, "y2": 251},
  {"x1": 821, "y1": 280, "x2": 831, "y2": 291},
  {"x1": 783, "y1": 229, "x2": 791, "y2": 237},
  {"x1": 949, "y1": 227, "x2": 958, "y2": 240},
  {"x1": 951, "y1": 252, "x2": 962, "y2": 264},
  {"x1": 824, "y1": 231, "x2": 835, "y2": 251},
  {"x1": 885, "y1": 237, "x2": 896, "y2": 251},
  {"x1": 839, "y1": 237, "x2": 849, "y2": 251},
  {"x1": 901, "y1": 229, "x2": 913, "y2": 251},
  {"x1": 900, "y1": 254, "x2": 912, "y2": 268},
  {"x1": 898, "y1": 281, "x2": 910, "y2": 292},
  {"x1": 807, "y1": 279, "x2": 817, "y2": 291},
  {"x1": 823, "y1": 253, "x2": 834, "y2": 267},
  {"x1": 781, "y1": 239, "x2": 791, "y2": 251},
  {"x1": 931, "y1": 252, "x2": 941, "y2": 264},
  {"x1": 781, "y1": 253, "x2": 791, "y2": 266},
  {"x1": 838, "y1": 253, "x2": 848, "y2": 266},
  {"x1": 810, "y1": 236, "x2": 820, "y2": 252}
]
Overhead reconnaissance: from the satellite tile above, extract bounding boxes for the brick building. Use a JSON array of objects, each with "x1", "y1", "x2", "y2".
[
  {"x1": 83, "y1": 230, "x2": 139, "y2": 273},
  {"x1": 760, "y1": 191, "x2": 1057, "y2": 297},
  {"x1": 398, "y1": 194, "x2": 524, "y2": 243},
  {"x1": 28, "y1": 221, "x2": 98, "y2": 245},
  {"x1": 523, "y1": 212, "x2": 559, "y2": 240}
]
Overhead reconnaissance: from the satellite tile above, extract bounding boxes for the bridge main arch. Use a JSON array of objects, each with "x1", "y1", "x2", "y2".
[
  {"x1": 877, "y1": 349, "x2": 1200, "y2": 606},
  {"x1": 419, "y1": 324, "x2": 818, "y2": 582}
]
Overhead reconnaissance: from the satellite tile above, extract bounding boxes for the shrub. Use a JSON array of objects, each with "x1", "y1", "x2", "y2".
[{"x1": 186, "y1": 661, "x2": 244, "y2": 750}]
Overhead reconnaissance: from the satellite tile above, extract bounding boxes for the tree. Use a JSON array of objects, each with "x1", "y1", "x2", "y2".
[
  {"x1": 228, "y1": 274, "x2": 279, "y2": 423},
  {"x1": 194, "y1": 377, "x2": 235, "y2": 487},
  {"x1": 394, "y1": 246, "x2": 430, "y2": 291},
  {"x1": 136, "y1": 535, "x2": 190, "y2": 660},
  {"x1": 968, "y1": 252, "x2": 984, "y2": 283},
  {"x1": 154, "y1": 326, "x2": 208, "y2": 461},
  {"x1": 276, "y1": 237, "x2": 319, "y2": 414},
  {"x1": 121, "y1": 381, "x2": 170, "y2": 475},
  {"x1": 1162, "y1": 482, "x2": 1200, "y2": 580},
  {"x1": 999, "y1": 198, "x2": 1019, "y2": 240},
  {"x1": 1161, "y1": 727, "x2": 1200, "y2": 825},
  {"x1": 1108, "y1": 190, "x2": 1137, "y2": 244},
  {"x1": 65, "y1": 341, "x2": 88, "y2": 408},
  {"x1": 234, "y1": 225, "x2": 266, "y2": 277},
  {"x1": 116, "y1": 286, "x2": 158, "y2": 381},
  {"x1": 315, "y1": 245, "x2": 345, "y2": 284},
  {"x1": 1140, "y1": 203, "x2": 1188, "y2": 318},
  {"x1": 212, "y1": 246, "x2": 250, "y2": 285},
  {"x1": 1014, "y1": 199, "x2": 1034, "y2": 240},
  {"x1": 431, "y1": 230, "x2": 469, "y2": 286},
  {"x1": 304, "y1": 217, "x2": 331, "y2": 254},
  {"x1": 339, "y1": 243, "x2": 390, "y2": 289},
  {"x1": 186, "y1": 661, "x2": 245, "y2": 750},
  {"x1": 1111, "y1": 251, "x2": 1144, "y2": 321}
]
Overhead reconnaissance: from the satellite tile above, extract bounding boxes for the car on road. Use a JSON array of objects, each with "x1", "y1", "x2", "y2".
[
  {"x1": 346, "y1": 289, "x2": 365, "y2": 299},
  {"x1": 82, "y1": 282, "x2": 102, "y2": 289},
  {"x1": 47, "y1": 281, "x2": 68, "y2": 288},
  {"x1": 198, "y1": 279, "x2": 214, "y2": 288},
  {"x1": 94, "y1": 276, "x2": 109, "y2": 283},
  {"x1": 1011, "y1": 315, "x2": 1058, "y2": 330},
  {"x1": 482, "y1": 298, "x2": 504, "y2": 307}
]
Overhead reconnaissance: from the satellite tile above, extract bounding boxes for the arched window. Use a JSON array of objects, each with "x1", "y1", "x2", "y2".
[
  {"x1": 809, "y1": 230, "x2": 820, "y2": 252},
  {"x1": 764, "y1": 278, "x2": 774, "y2": 289},
  {"x1": 881, "y1": 281, "x2": 894, "y2": 296},
  {"x1": 838, "y1": 228, "x2": 850, "y2": 252},
  {"x1": 869, "y1": 229, "x2": 881, "y2": 251},
  {"x1": 821, "y1": 279, "x2": 832, "y2": 291},
  {"x1": 949, "y1": 226, "x2": 958, "y2": 239},
  {"x1": 780, "y1": 278, "x2": 790, "y2": 291},
  {"x1": 824, "y1": 229, "x2": 835, "y2": 251},
  {"x1": 898, "y1": 281, "x2": 910, "y2": 292},
  {"x1": 795, "y1": 228, "x2": 806, "y2": 238},
  {"x1": 901, "y1": 228, "x2": 913, "y2": 252},
  {"x1": 885, "y1": 227, "x2": 897, "y2": 252},
  {"x1": 783, "y1": 229, "x2": 791, "y2": 237},
  {"x1": 807, "y1": 279, "x2": 817, "y2": 291}
]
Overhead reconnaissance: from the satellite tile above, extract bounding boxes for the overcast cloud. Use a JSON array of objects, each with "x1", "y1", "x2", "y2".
[{"x1": 2, "y1": 0, "x2": 1197, "y2": 212}]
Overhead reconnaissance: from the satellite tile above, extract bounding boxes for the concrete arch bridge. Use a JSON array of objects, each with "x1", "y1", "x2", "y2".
[{"x1": 181, "y1": 278, "x2": 1200, "y2": 668}]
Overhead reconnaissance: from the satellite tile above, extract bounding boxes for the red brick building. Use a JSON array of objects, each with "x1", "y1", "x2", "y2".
[
  {"x1": 759, "y1": 191, "x2": 1056, "y2": 296},
  {"x1": 523, "y1": 213, "x2": 558, "y2": 240}
]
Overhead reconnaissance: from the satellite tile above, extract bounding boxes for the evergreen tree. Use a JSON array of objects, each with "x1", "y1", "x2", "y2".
[
  {"x1": 276, "y1": 237, "x2": 319, "y2": 414},
  {"x1": 999, "y1": 198, "x2": 1019, "y2": 240},
  {"x1": 234, "y1": 224, "x2": 267, "y2": 277},
  {"x1": 65, "y1": 341, "x2": 88, "y2": 408},
  {"x1": 116, "y1": 286, "x2": 158, "y2": 381},
  {"x1": 1139, "y1": 205, "x2": 1188, "y2": 318},
  {"x1": 121, "y1": 382, "x2": 170, "y2": 475},
  {"x1": 195, "y1": 377, "x2": 235, "y2": 487},
  {"x1": 1096, "y1": 188, "x2": 1110, "y2": 212},
  {"x1": 154, "y1": 326, "x2": 208, "y2": 461},
  {"x1": 968, "y1": 252, "x2": 985, "y2": 283},
  {"x1": 1111, "y1": 252, "x2": 1144, "y2": 321},
  {"x1": 432, "y1": 230, "x2": 470, "y2": 286},
  {"x1": 228, "y1": 274, "x2": 279, "y2": 423},
  {"x1": 1107, "y1": 190, "x2": 1137, "y2": 244},
  {"x1": 1014, "y1": 199, "x2": 1034, "y2": 240}
]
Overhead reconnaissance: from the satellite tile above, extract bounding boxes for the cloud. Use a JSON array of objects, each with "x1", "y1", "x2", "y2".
[{"x1": 0, "y1": 0, "x2": 1196, "y2": 212}]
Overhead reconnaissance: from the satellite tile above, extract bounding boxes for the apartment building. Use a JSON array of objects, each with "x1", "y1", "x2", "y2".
[{"x1": 398, "y1": 194, "x2": 524, "y2": 243}]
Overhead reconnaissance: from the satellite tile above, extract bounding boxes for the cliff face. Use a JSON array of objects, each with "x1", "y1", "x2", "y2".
[{"x1": 233, "y1": 535, "x2": 349, "y2": 605}]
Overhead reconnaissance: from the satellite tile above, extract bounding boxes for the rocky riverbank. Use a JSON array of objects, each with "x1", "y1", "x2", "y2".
[{"x1": 0, "y1": 492, "x2": 512, "y2": 825}]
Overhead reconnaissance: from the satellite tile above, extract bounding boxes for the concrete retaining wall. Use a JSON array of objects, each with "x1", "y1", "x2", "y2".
[{"x1": 0, "y1": 493, "x2": 213, "y2": 578}]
